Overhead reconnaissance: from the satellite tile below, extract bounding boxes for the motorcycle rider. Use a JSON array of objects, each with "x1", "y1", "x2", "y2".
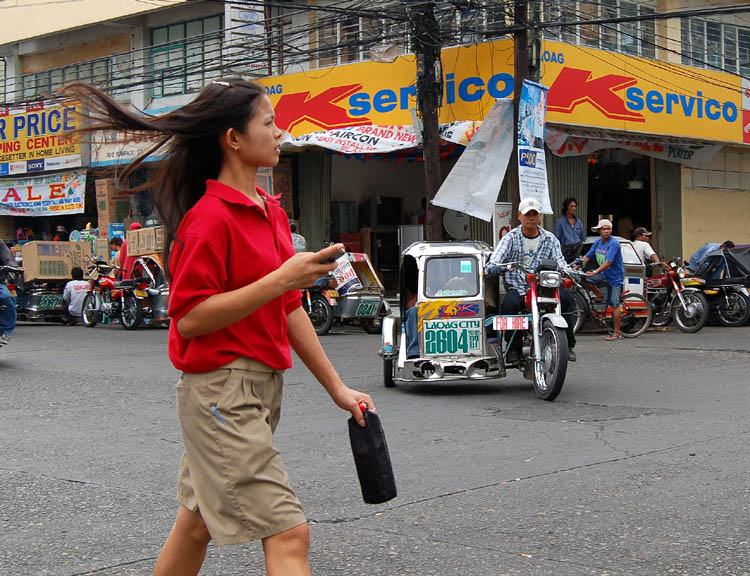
[
  {"x1": 0, "y1": 240, "x2": 17, "y2": 347},
  {"x1": 487, "y1": 197, "x2": 577, "y2": 364}
]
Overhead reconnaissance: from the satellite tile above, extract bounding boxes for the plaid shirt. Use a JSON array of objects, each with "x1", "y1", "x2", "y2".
[{"x1": 488, "y1": 224, "x2": 570, "y2": 296}]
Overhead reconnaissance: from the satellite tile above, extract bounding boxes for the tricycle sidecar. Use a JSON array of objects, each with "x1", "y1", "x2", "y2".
[{"x1": 380, "y1": 241, "x2": 505, "y2": 387}]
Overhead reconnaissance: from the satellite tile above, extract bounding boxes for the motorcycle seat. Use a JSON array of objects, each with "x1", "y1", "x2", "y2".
[{"x1": 117, "y1": 279, "x2": 137, "y2": 288}]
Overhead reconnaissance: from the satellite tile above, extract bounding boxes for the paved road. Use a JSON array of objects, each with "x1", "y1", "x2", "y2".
[{"x1": 1, "y1": 322, "x2": 749, "y2": 575}]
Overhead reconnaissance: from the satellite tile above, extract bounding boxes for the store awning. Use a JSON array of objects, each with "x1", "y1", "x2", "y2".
[
  {"x1": 279, "y1": 121, "x2": 484, "y2": 155},
  {"x1": 545, "y1": 124, "x2": 723, "y2": 167}
]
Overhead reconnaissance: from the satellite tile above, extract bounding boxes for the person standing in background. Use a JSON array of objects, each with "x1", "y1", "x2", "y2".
[
  {"x1": 632, "y1": 227, "x2": 660, "y2": 275},
  {"x1": 53, "y1": 225, "x2": 69, "y2": 241},
  {"x1": 553, "y1": 197, "x2": 585, "y2": 262},
  {"x1": 290, "y1": 221, "x2": 307, "y2": 253}
]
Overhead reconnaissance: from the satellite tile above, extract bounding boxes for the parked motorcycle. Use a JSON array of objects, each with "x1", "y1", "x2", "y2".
[
  {"x1": 121, "y1": 255, "x2": 170, "y2": 329},
  {"x1": 645, "y1": 260, "x2": 708, "y2": 333},
  {"x1": 81, "y1": 259, "x2": 123, "y2": 327},
  {"x1": 686, "y1": 280, "x2": 750, "y2": 327}
]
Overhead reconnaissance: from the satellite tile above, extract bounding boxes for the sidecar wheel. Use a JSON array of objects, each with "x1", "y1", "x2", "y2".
[{"x1": 532, "y1": 321, "x2": 568, "y2": 402}]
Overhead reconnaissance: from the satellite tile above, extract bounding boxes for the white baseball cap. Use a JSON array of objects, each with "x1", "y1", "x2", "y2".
[
  {"x1": 518, "y1": 198, "x2": 543, "y2": 214},
  {"x1": 591, "y1": 218, "x2": 613, "y2": 231}
]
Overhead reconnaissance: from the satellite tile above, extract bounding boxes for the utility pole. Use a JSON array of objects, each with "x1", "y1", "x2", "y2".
[
  {"x1": 510, "y1": 0, "x2": 528, "y2": 228},
  {"x1": 411, "y1": 1, "x2": 443, "y2": 241}
]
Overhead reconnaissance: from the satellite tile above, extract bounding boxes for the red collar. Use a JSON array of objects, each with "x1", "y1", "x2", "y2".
[{"x1": 204, "y1": 179, "x2": 280, "y2": 210}]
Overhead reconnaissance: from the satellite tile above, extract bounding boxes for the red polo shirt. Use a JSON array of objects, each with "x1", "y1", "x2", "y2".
[{"x1": 168, "y1": 180, "x2": 301, "y2": 373}]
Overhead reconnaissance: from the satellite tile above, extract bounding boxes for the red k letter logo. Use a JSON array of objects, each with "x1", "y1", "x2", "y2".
[
  {"x1": 274, "y1": 84, "x2": 371, "y2": 132},
  {"x1": 548, "y1": 67, "x2": 644, "y2": 123}
]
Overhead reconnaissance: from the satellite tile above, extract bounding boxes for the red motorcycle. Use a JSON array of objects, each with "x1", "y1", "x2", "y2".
[
  {"x1": 645, "y1": 260, "x2": 708, "y2": 333},
  {"x1": 81, "y1": 259, "x2": 124, "y2": 328}
]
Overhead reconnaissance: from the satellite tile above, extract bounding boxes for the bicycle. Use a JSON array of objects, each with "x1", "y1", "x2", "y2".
[{"x1": 565, "y1": 269, "x2": 653, "y2": 338}]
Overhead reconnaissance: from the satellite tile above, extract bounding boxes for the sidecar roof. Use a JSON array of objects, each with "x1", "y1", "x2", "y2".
[{"x1": 402, "y1": 241, "x2": 492, "y2": 261}]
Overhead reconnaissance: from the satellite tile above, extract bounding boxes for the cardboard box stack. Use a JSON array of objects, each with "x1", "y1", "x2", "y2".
[
  {"x1": 126, "y1": 226, "x2": 165, "y2": 257},
  {"x1": 96, "y1": 179, "x2": 131, "y2": 236},
  {"x1": 21, "y1": 241, "x2": 92, "y2": 281}
]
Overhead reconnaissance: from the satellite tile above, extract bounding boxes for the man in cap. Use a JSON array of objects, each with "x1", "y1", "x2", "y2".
[
  {"x1": 487, "y1": 197, "x2": 578, "y2": 364},
  {"x1": 632, "y1": 226, "x2": 660, "y2": 276},
  {"x1": 580, "y1": 218, "x2": 625, "y2": 340}
]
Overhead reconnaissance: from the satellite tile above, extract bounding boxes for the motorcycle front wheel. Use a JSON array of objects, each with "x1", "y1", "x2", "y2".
[
  {"x1": 121, "y1": 294, "x2": 144, "y2": 330},
  {"x1": 715, "y1": 290, "x2": 750, "y2": 327},
  {"x1": 673, "y1": 290, "x2": 708, "y2": 333},
  {"x1": 81, "y1": 293, "x2": 100, "y2": 328},
  {"x1": 615, "y1": 293, "x2": 652, "y2": 338},
  {"x1": 308, "y1": 294, "x2": 334, "y2": 336},
  {"x1": 532, "y1": 320, "x2": 568, "y2": 402}
]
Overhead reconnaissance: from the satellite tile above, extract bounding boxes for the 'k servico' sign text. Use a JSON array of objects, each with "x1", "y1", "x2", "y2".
[
  {"x1": 0, "y1": 101, "x2": 82, "y2": 177},
  {"x1": 258, "y1": 39, "x2": 745, "y2": 144}
]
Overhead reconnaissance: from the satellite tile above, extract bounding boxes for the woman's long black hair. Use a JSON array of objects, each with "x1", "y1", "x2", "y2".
[
  {"x1": 62, "y1": 78, "x2": 266, "y2": 277},
  {"x1": 561, "y1": 197, "x2": 578, "y2": 216}
]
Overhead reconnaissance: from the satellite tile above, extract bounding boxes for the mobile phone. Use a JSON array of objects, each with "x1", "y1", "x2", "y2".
[{"x1": 320, "y1": 249, "x2": 345, "y2": 264}]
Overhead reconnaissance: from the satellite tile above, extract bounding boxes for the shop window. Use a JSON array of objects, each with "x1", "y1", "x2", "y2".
[
  {"x1": 691, "y1": 152, "x2": 750, "y2": 191},
  {"x1": 150, "y1": 15, "x2": 223, "y2": 98},
  {"x1": 682, "y1": 18, "x2": 750, "y2": 75},
  {"x1": 316, "y1": 14, "x2": 362, "y2": 67},
  {"x1": 15, "y1": 53, "x2": 131, "y2": 103}
]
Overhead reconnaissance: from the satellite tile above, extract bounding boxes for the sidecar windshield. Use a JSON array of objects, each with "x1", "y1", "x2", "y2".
[{"x1": 424, "y1": 256, "x2": 479, "y2": 298}]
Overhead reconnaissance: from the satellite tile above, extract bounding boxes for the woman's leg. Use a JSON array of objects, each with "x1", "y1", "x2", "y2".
[
  {"x1": 153, "y1": 505, "x2": 212, "y2": 576},
  {"x1": 262, "y1": 523, "x2": 311, "y2": 576}
]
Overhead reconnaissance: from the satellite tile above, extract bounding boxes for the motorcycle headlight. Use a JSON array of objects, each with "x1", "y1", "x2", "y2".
[
  {"x1": 678, "y1": 267, "x2": 686, "y2": 278},
  {"x1": 539, "y1": 270, "x2": 561, "y2": 288}
]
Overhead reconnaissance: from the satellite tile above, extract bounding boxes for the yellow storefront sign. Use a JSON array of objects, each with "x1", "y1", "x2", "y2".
[
  {"x1": 0, "y1": 101, "x2": 81, "y2": 166},
  {"x1": 541, "y1": 41, "x2": 743, "y2": 143},
  {"x1": 259, "y1": 39, "x2": 744, "y2": 144}
]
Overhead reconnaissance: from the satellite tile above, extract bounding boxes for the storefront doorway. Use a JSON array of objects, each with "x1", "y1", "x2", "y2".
[{"x1": 587, "y1": 150, "x2": 651, "y2": 240}]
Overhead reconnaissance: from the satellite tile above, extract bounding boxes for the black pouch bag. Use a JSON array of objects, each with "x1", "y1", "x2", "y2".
[{"x1": 348, "y1": 408, "x2": 397, "y2": 504}]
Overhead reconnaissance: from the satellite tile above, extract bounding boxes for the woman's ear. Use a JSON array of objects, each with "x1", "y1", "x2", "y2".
[{"x1": 222, "y1": 128, "x2": 240, "y2": 153}]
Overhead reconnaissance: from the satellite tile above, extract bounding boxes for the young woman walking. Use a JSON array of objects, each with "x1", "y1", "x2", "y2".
[{"x1": 65, "y1": 78, "x2": 374, "y2": 576}]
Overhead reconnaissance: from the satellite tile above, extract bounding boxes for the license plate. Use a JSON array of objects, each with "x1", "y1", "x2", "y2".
[
  {"x1": 355, "y1": 299, "x2": 379, "y2": 316},
  {"x1": 39, "y1": 295, "x2": 63, "y2": 310},
  {"x1": 423, "y1": 318, "x2": 482, "y2": 356},
  {"x1": 493, "y1": 315, "x2": 529, "y2": 331},
  {"x1": 134, "y1": 289, "x2": 148, "y2": 297}
]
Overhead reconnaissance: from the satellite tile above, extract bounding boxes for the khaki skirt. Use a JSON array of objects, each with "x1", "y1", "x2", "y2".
[{"x1": 176, "y1": 357, "x2": 306, "y2": 546}]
